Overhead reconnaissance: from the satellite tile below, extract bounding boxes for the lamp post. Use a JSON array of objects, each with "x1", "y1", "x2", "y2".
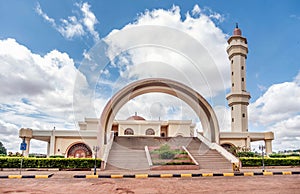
[
  {"x1": 259, "y1": 145, "x2": 265, "y2": 172},
  {"x1": 93, "y1": 146, "x2": 99, "y2": 175}
]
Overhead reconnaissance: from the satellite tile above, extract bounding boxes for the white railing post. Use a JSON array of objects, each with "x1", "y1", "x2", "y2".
[
  {"x1": 182, "y1": 146, "x2": 199, "y2": 166},
  {"x1": 197, "y1": 132, "x2": 240, "y2": 171},
  {"x1": 145, "y1": 146, "x2": 153, "y2": 167},
  {"x1": 101, "y1": 131, "x2": 114, "y2": 170}
]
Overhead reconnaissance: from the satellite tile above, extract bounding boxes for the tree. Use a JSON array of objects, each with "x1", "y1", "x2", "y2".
[{"x1": 0, "y1": 141, "x2": 7, "y2": 155}]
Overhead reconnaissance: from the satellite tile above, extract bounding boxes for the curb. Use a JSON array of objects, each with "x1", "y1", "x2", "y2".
[
  {"x1": 0, "y1": 174, "x2": 54, "y2": 179},
  {"x1": 74, "y1": 171, "x2": 300, "y2": 178}
]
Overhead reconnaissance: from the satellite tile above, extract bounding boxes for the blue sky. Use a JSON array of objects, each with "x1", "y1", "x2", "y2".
[{"x1": 0, "y1": 0, "x2": 300, "y2": 153}]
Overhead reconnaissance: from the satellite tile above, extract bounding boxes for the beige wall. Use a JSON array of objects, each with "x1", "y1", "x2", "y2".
[
  {"x1": 167, "y1": 122, "x2": 192, "y2": 137},
  {"x1": 118, "y1": 122, "x2": 161, "y2": 137},
  {"x1": 55, "y1": 137, "x2": 97, "y2": 156}
]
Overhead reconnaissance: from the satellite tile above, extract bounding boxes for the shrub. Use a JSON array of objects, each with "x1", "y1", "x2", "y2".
[
  {"x1": 269, "y1": 153, "x2": 300, "y2": 158},
  {"x1": 160, "y1": 151, "x2": 175, "y2": 159},
  {"x1": 0, "y1": 157, "x2": 101, "y2": 169},
  {"x1": 49, "y1": 155, "x2": 65, "y2": 158},
  {"x1": 240, "y1": 157, "x2": 300, "y2": 167},
  {"x1": 237, "y1": 151, "x2": 256, "y2": 157}
]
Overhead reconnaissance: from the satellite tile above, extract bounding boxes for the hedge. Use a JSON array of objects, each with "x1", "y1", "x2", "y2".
[
  {"x1": 240, "y1": 157, "x2": 300, "y2": 167},
  {"x1": 0, "y1": 157, "x2": 101, "y2": 169}
]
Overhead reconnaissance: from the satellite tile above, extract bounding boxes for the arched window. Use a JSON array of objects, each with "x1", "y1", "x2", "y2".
[
  {"x1": 124, "y1": 128, "x2": 134, "y2": 135},
  {"x1": 67, "y1": 143, "x2": 92, "y2": 158},
  {"x1": 145, "y1": 128, "x2": 155, "y2": 135}
]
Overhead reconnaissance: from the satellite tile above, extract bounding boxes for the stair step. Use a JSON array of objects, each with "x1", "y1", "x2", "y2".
[{"x1": 105, "y1": 136, "x2": 234, "y2": 171}]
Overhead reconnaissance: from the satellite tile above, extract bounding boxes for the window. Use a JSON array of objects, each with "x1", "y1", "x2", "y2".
[
  {"x1": 232, "y1": 72, "x2": 234, "y2": 76},
  {"x1": 232, "y1": 83, "x2": 234, "y2": 87},
  {"x1": 232, "y1": 118, "x2": 234, "y2": 122},
  {"x1": 242, "y1": 77, "x2": 244, "y2": 82},
  {"x1": 124, "y1": 128, "x2": 134, "y2": 135},
  {"x1": 231, "y1": 60, "x2": 233, "y2": 64},
  {"x1": 242, "y1": 113, "x2": 245, "y2": 118},
  {"x1": 241, "y1": 66, "x2": 244, "y2": 70},
  {"x1": 146, "y1": 128, "x2": 155, "y2": 135},
  {"x1": 231, "y1": 107, "x2": 234, "y2": 111}
]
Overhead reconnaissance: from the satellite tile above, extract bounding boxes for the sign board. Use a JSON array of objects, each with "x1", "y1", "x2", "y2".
[{"x1": 20, "y1": 142, "x2": 27, "y2": 151}]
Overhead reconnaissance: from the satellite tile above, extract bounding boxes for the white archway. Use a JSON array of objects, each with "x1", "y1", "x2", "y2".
[{"x1": 98, "y1": 78, "x2": 220, "y2": 148}]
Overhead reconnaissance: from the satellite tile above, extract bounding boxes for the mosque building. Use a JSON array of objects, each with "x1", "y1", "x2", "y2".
[{"x1": 19, "y1": 26, "x2": 274, "y2": 170}]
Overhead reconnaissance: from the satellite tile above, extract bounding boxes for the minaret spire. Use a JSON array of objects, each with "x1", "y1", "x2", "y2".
[{"x1": 226, "y1": 24, "x2": 251, "y2": 133}]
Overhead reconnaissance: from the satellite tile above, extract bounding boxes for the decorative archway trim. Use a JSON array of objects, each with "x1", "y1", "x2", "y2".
[{"x1": 98, "y1": 78, "x2": 220, "y2": 147}]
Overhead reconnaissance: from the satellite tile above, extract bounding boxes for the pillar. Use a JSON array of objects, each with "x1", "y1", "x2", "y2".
[
  {"x1": 265, "y1": 140, "x2": 272, "y2": 155},
  {"x1": 23, "y1": 137, "x2": 31, "y2": 157},
  {"x1": 19, "y1": 128, "x2": 33, "y2": 157},
  {"x1": 246, "y1": 136, "x2": 251, "y2": 150},
  {"x1": 49, "y1": 131, "x2": 55, "y2": 156}
]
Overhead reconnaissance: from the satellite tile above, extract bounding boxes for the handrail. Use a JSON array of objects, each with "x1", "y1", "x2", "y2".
[
  {"x1": 144, "y1": 146, "x2": 153, "y2": 167},
  {"x1": 197, "y1": 132, "x2": 240, "y2": 170},
  {"x1": 101, "y1": 131, "x2": 114, "y2": 170},
  {"x1": 210, "y1": 143, "x2": 240, "y2": 163},
  {"x1": 182, "y1": 146, "x2": 199, "y2": 166}
]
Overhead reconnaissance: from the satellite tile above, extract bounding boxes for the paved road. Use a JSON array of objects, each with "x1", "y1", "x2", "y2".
[{"x1": 0, "y1": 173, "x2": 299, "y2": 194}]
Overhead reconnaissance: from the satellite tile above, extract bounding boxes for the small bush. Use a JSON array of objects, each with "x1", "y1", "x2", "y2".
[
  {"x1": 240, "y1": 157, "x2": 300, "y2": 167},
  {"x1": 49, "y1": 155, "x2": 65, "y2": 158},
  {"x1": 160, "y1": 151, "x2": 175, "y2": 159},
  {"x1": 0, "y1": 157, "x2": 101, "y2": 169},
  {"x1": 269, "y1": 153, "x2": 300, "y2": 158},
  {"x1": 237, "y1": 151, "x2": 256, "y2": 157}
]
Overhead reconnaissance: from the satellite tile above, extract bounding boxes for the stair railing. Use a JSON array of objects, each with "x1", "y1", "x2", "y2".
[
  {"x1": 145, "y1": 146, "x2": 153, "y2": 167},
  {"x1": 197, "y1": 132, "x2": 240, "y2": 171},
  {"x1": 182, "y1": 146, "x2": 199, "y2": 166},
  {"x1": 101, "y1": 131, "x2": 114, "y2": 170}
]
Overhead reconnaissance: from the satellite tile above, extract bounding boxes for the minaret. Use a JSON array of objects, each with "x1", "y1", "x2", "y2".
[{"x1": 226, "y1": 24, "x2": 251, "y2": 132}]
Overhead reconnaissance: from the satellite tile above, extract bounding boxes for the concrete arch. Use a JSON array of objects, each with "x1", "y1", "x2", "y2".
[{"x1": 98, "y1": 78, "x2": 220, "y2": 147}]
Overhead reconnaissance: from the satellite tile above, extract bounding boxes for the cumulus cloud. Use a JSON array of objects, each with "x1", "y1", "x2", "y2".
[
  {"x1": 249, "y1": 71, "x2": 300, "y2": 151},
  {"x1": 79, "y1": 2, "x2": 100, "y2": 41},
  {"x1": 100, "y1": 5, "x2": 229, "y2": 104},
  {"x1": 35, "y1": 2, "x2": 99, "y2": 41},
  {"x1": 0, "y1": 38, "x2": 89, "y2": 152},
  {"x1": 76, "y1": 4, "x2": 231, "y2": 137}
]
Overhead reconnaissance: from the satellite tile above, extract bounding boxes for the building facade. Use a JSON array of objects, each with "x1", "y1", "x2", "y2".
[{"x1": 19, "y1": 26, "x2": 274, "y2": 158}]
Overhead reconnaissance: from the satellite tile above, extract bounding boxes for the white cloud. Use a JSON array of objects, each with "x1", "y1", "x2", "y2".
[
  {"x1": 35, "y1": 2, "x2": 99, "y2": 41},
  {"x1": 250, "y1": 78, "x2": 300, "y2": 125},
  {"x1": 191, "y1": 5, "x2": 201, "y2": 16},
  {"x1": 249, "y1": 71, "x2": 300, "y2": 151},
  {"x1": 0, "y1": 38, "x2": 90, "y2": 152},
  {"x1": 103, "y1": 5, "x2": 229, "y2": 99},
  {"x1": 79, "y1": 5, "x2": 231, "y2": 136},
  {"x1": 79, "y1": 2, "x2": 100, "y2": 41}
]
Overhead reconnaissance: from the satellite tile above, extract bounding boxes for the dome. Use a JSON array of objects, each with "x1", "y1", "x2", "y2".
[
  {"x1": 233, "y1": 23, "x2": 242, "y2": 36},
  {"x1": 126, "y1": 115, "x2": 146, "y2": 121}
]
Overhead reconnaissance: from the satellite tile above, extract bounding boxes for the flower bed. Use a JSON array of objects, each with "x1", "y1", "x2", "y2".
[{"x1": 149, "y1": 144, "x2": 197, "y2": 170}]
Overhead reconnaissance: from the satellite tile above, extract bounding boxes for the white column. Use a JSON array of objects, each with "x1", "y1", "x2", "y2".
[
  {"x1": 246, "y1": 136, "x2": 251, "y2": 150},
  {"x1": 47, "y1": 141, "x2": 50, "y2": 157},
  {"x1": 265, "y1": 140, "x2": 272, "y2": 155},
  {"x1": 49, "y1": 132, "x2": 55, "y2": 156},
  {"x1": 23, "y1": 137, "x2": 31, "y2": 157}
]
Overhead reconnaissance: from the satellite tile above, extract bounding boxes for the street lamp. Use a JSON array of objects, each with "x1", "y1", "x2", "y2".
[
  {"x1": 93, "y1": 146, "x2": 99, "y2": 175},
  {"x1": 259, "y1": 145, "x2": 265, "y2": 172}
]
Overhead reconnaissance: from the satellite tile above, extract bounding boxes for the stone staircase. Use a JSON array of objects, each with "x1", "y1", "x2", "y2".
[
  {"x1": 187, "y1": 138, "x2": 233, "y2": 170},
  {"x1": 106, "y1": 137, "x2": 233, "y2": 171},
  {"x1": 106, "y1": 142, "x2": 150, "y2": 170}
]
